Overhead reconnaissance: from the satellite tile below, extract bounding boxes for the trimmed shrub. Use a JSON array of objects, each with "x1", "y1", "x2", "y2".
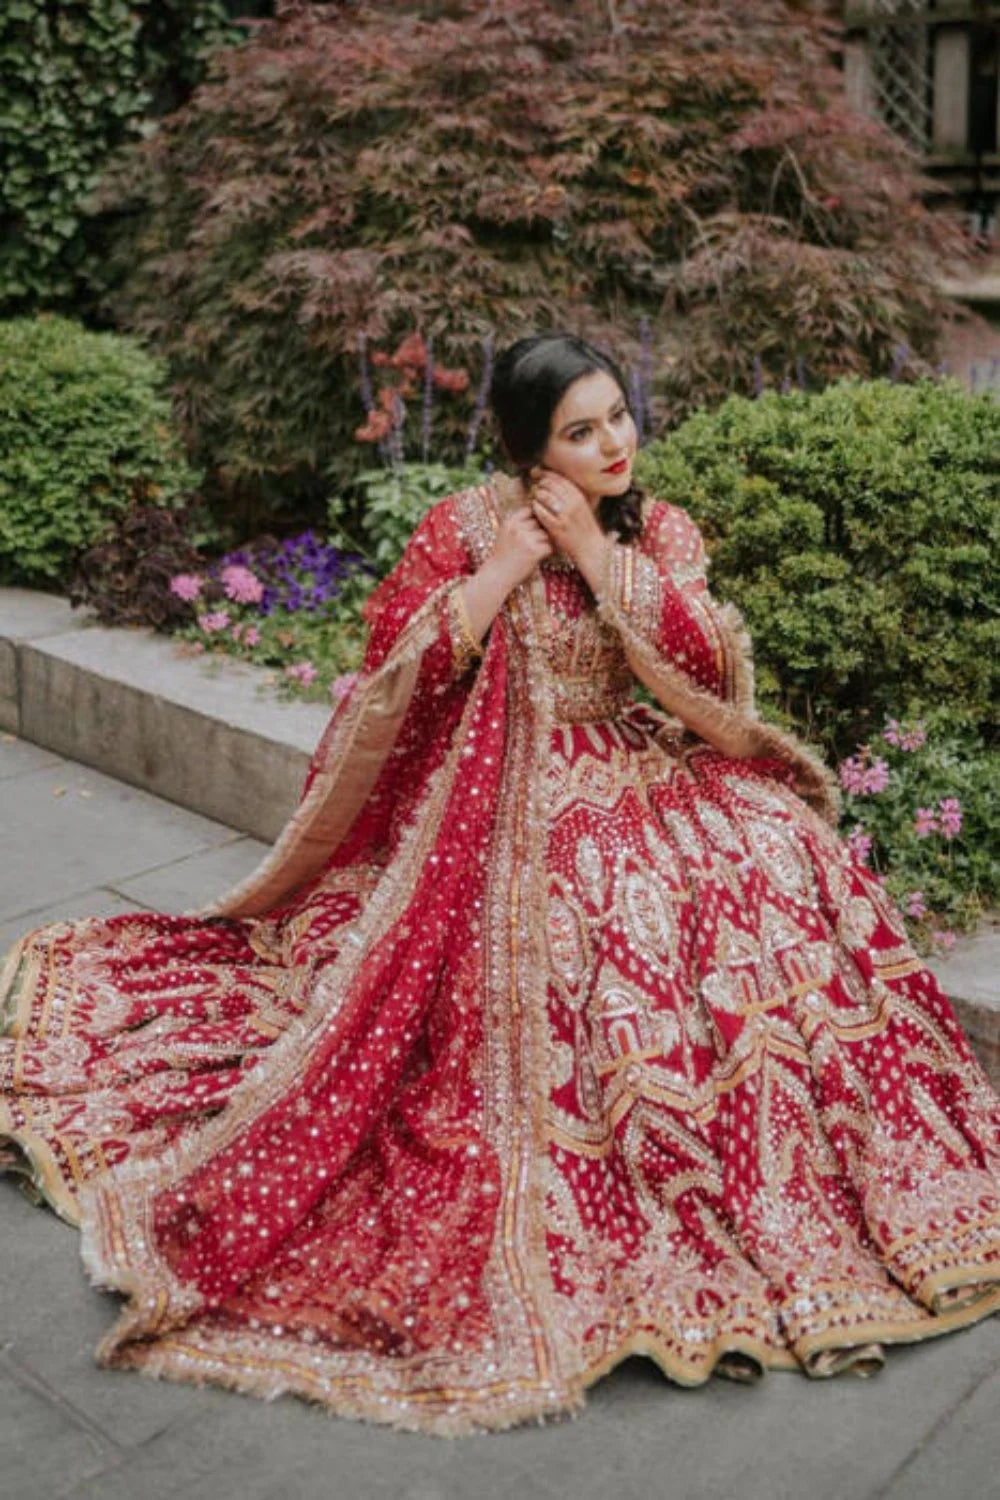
[
  {"x1": 91, "y1": 0, "x2": 960, "y2": 528},
  {"x1": 0, "y1": 316, "x2": 199, "y2": 585},
  {"x1": 636, "y1": 379, "x2": 1000, "y2": 754}
]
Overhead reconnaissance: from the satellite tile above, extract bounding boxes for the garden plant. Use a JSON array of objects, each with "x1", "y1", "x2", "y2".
[
  {"x1": 0, "y1": 315, "x2": 198, "y2": 585},
  {"x1": 88, "y1": 0, "x2": 962, "y2": 531}
]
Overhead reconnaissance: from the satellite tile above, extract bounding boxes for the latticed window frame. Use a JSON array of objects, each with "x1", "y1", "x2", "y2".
[{"x1": 851, "y1": 1, "x2": 933, "y2": 152}]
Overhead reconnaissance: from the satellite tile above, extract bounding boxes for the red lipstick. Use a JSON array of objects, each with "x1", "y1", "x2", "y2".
[{"x1": 603, "y1": 458, "x2": 629, "y2": 474}]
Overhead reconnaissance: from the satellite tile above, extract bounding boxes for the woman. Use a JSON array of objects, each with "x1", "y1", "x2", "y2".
[{"x1": 3, "y1": 333, "x2": 1000, "y2": 1436}]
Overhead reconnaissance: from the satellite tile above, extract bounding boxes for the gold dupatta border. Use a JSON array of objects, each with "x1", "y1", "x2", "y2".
[{"x1": 197, "y1": 585, "x2": 453, "y2": 920}]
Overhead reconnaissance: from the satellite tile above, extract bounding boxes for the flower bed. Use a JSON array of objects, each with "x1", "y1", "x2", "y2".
[
  {"x1": 838, "y1": 716, "x2": 999, "y2": 949},
  {"x1": 170, "y1": 531, "x2": 372, "y2": 703}
]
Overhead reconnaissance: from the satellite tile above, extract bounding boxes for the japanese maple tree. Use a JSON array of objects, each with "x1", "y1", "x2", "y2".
[{"x1": 93, "y1": 0, "x2": 963, "y2": 524}]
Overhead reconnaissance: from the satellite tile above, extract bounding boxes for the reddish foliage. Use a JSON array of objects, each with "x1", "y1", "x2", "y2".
[{"x1": 93, "y1": 0, "x2": 965, "y2": 524}]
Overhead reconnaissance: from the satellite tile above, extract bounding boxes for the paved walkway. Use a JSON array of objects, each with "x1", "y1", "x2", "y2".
[{"x1": 3, "y1": 733, "x2": 1000, "y2": 1500}]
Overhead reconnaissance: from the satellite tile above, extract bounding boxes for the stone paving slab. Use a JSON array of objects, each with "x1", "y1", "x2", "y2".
[
  {"x1": 0, "y1": 754, "x2": 242, "y2": 920},
  {"x1": 0, "y1": 1356, "x2": 114, "y2": 1497},
  {"x1": 110, "y1": 836, "x2": 269, "y2": 914},
  {"x1": 2, "y1": 1185, "x2": 205, "y2": 1454},
  {"x1": 0, "y1": 890, "x2": 147, "y2": 958}
]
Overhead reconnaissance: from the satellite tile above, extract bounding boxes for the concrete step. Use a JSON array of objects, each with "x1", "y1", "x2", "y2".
[
  {"x1": 0, "y1": 588, "x2": 329, "y2": 844},
  {"x1": 2, "y1": 587, "x2": 997, "y2": 1082}
]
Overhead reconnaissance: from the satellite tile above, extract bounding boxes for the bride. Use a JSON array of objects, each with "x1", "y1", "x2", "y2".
[{"x1": 3, "y1": 332, "x2": 999, "y2": 1436}]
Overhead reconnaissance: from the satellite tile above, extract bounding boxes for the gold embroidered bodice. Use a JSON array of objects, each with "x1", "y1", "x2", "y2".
[{"x1": 537, "y1": 560, "x2": 635, "y2": 724}]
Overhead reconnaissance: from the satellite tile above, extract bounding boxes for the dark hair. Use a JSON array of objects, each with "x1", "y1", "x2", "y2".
[{"x1": 488, "y1": 333, "x2": 644, "y2": 543}]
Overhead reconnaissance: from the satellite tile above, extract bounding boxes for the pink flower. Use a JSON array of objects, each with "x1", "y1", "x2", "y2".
[
  {"x1": 197, "y1": 610, "x2": 230, "y2": 634},
  {"x1": 938, "y1": 797, "x2": 963, "y2": 838},
  {"x1": 846, "y1": 826, "x2": 872, "y2": 863},
  {"x1": 231, "y1": 622, "x2": 243, "y2": 642},
  {"x1": 331, "y1": 672, "x2": 359, "y2": 701},
  {"x1": 904, "y1": 890, "x2": 928, "y2": 919},
  {"x1": 863, "y1": 757, "x2": 890, "y2": 794},
  {"x1": 170, "y1": 573, "x2": 203, "y2": 602},
  {"x1": 838, "y1": 754, "x2": 890, "y2": 797},
  {"x1": 884, "y1": 717, "x2": 927, "y2": 752},
  {"x1": 932, "y1": 930, "x2": 957, "y2": 952},
  {"x1": 838, "y1": 756, "x2": 868, "y2": 795},
  {"x1": 285, "y1": 661, "x2": 318, "y2": 686},
  {"x1": 243, "y1": 626, "x2": 261, "y2": 647},
  {"x1": 220, "y1": 564, "x2": 264, "y2": 605},
  {"x1": 913, "y1": 806, "x2": 938, "y2": 837}
]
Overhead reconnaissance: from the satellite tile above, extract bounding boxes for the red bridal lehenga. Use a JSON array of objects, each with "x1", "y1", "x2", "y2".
[{"x1": 3, "y1": 477, "x2": 1000, "y2": 1435}]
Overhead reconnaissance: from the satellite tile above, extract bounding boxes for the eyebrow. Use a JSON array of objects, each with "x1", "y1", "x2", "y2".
[{"x1": 556, "y1": 395, "x2": 627, "y2": 436}]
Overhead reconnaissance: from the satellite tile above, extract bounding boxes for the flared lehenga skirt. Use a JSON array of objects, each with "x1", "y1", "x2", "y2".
[{"x1": 3, "y1": 703, "x2": 1000, "y2": 1429}]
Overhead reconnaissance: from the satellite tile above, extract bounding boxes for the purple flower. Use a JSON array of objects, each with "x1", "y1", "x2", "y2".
[
  {"x1": 938, "y1": 797, "x2": 963, "y2": 838},
  {"x1": 864, "y1": 758, "x2": 890, "y2": 795},
  {"x1": 422, "y1": 335, "x2": 435, "y2": 463},
  {"x1": 197, "y1": 610, "x2": 230, "y2": 634},
  {"x1": 464, "y1": 332, "x2": 495, "y2": 461},
  {"x1": 884, "y1": 717, "x2": 926, "y2": 752},
  {"x1": 285, "y1": 661, "x2": 318, "y2": 686},
  {"x1": 846, "y1": 826, "x2": 872, "y2": 863},
  {"x1": 838, "y1": 754, "x2": 890, "y2": 797},
  {"x1": 331, "y1": 672, "x2": 359, "y2": 701}
]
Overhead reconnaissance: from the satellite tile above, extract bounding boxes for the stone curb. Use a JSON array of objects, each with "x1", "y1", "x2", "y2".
[
  {"x1": 0, "y1": 588, "x2": 329, "y2": 844},
  {"x1": 2, "y1": 587, "x2": 997, "y2": 1085}
]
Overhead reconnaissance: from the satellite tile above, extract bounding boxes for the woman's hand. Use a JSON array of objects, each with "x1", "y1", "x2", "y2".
[
  {"x1": 486, "y1": 505, "x2": 554, "y2": 592},
  {"x1": 529, "y1": 468, "x2": 609, "y2": 594},
  {"x1": 458, "y1": 506, "x2": 552, "y2": 646}
]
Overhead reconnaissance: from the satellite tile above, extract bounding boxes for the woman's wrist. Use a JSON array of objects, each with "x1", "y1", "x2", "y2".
[
  {"x1": 457, "y1": 556, "x2": 518, "y2": 646},
  {"x1": 573, "y1": 531, "x2": 611, "y2": 599}
]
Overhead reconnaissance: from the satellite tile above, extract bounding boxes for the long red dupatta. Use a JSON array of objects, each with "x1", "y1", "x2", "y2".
[{"x1": 73, "y1": 483, "x2": 578, "y2": 1431}]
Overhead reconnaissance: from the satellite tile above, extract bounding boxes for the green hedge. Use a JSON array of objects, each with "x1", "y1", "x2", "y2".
[
  {"x1": 0, "y1": 0, "x2": 239, "y2": 312},
  {"x1": 0, "y1": 316, "x2": 199, "y2": 584},
  {"x1": 636, "y1": 379, "x2": 1000, "y2": 754}
]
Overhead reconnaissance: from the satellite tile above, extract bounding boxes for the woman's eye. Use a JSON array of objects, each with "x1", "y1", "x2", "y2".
[{"x1": 568, "y1": 428, "x2": 589, "y2": 442}]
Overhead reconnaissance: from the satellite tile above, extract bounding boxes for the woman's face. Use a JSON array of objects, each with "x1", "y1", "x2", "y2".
[{"x1": 539, "y1": 370, "x2": 638, "y2": 506}]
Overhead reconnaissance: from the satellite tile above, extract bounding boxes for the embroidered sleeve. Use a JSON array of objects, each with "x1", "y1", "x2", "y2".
[
  {"x1": 445, "y1": 582, "x2": 484, "y2": 678},
  {"x1": 596, "y1": 508, "x2": 739, "y2": 702},
  {"x1": 597, "y1": 541, "x2": 662, "y2": 641}
]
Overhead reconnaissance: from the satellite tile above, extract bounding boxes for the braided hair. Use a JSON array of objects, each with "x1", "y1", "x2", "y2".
[{"x1": 488, "y1": 333, "x2": 645, "y2": 544}]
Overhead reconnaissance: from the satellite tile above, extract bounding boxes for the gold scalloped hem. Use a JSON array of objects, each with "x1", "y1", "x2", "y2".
[
  {"x1": 68, "y1": 1278, "x2": 998, "y2": 1439},
  {"x1": 100, "y1": 1330, "x2": 589, "y2": 1439},
  {"x1": 794, "y1": 1280, "x2": 1000, "y2": 1374},
  {"x1": 0, "y1": 1114, "x2": 82, "y2": 1226}
]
